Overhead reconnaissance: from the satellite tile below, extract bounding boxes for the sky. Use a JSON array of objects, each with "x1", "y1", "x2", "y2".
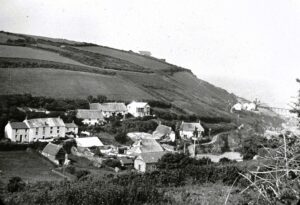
[{"x1": 0, "y1": 0, "x2": 299, "y2": 108}]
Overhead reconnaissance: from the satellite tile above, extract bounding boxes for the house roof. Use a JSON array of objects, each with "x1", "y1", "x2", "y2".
[
  {"x1": 75, "y1": 137, "x2": 104, "y2": 148},
  {"x1": 42, "y1": 143, "x2": 64, "y2": 156},
  {"x1": 137, "y1": 152, "x2": 165, "y2": 163},
  {"x1": 153, "y1": 125, "x2": 172, "y2": 139},
  {"x1": 65, "y1": 122, "x2": 78, "y2": 128},
  {"x1": 9, "y1": 122, "x2": 29, "y2": 129},
  {"x1": 180, "y1": 122, "x2": 204, "y2": 132},
  {"x1": 76, "y1": 109, "x2": 104, "y2": 120},
  {"x1": 119, "y1": 157, "x2": 134, "y2": 165},
  {"x1": 128, "y1": 139, "x2": 163, "y2": 155},
  {"x1": 24, "y1": 117, "x2": 65, "y2": 128},
  {"x1": 127, "y1": 101, "x2": 149, "y2": 108},
  {"x1": 127, "y1": 132, "x2": 153, "y2": 141},
  {"x1": 90, "y1": 103, "x2": 127, "y2": 112}
]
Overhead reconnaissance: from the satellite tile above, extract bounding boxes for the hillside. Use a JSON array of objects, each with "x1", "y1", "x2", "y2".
[{"x1": 0, "y1": 31, "x2": 282, "y2": 126}]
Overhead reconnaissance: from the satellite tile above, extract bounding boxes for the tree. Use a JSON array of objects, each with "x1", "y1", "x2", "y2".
[{"x1": 7, "y1": 176, "x2": 25, "y2": 192}]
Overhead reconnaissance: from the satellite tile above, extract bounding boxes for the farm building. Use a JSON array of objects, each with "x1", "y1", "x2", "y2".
[
  {"x1": 179, "y1": 121, "x2": 204, "y2": 139},
  {"x1": 153, "y1": 124, "x2": 176, "y2": 141},
  {"x1": 75, "y1": 137, "x2": 104, "y2": 148},
  {"x1": 5, "y1": 122, "x2": 29, "y2": 142},
  {"x1": 65, "y1": 121, "x2": 78, "y2": 134},
  {"x1": 134, "y1": 152, "x2": 165, "y2": 173},
  {"x1": 5, "y1": 117, "x2": 67, "y2": 143},
  {"x1": 76, "y1": 109, "x2": 105, "y2": 125},
  {"x1": 126, "y1": 138, "x2": 163, "y2": 156},
  {"x1": 127, "y1": 132, "x2": 153, "y2": 141},
  {"x1": 127, "y1": 101, "x2": 150, "y2": 117},
  {"x1": 89, "y1": 102, "x2": 127, "y2": 117},
  {"x1": 41, "y1": 143, "x2": 67, "y2": 165}
]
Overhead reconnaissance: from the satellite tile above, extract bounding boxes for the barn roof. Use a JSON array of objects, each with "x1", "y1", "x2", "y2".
[
  {"x1": 75, "y1": 137, "x2": 104, "y2": 148},
  {"x1": 180, "y1": 122, "x2": 204, "y2": 132},
  {"x1": 137, "y1": 152, "x2": 165, "y2": 163},
  {"x1": 10, "y1": 122, "x2": 29, "y2": 129},
  {"x1": 152, "y1": 125, "x2": 172, "y2": 139},
  {"x1": 42, "y1": 143, "x2": 64, "y2": 156},
  {"x1": 127, "y1": 139, "x2": 163, "y2": 155},
  {"x1": 65, "y1": 122, "x2": 78, "y2": 128},
  {"x1": 76, "y1": 109, "x2": 104, "y2": 120},
  {"x1": 25, "y1": 117, "x2": 65, "y2": 128},
  {"x1": 90, "y1": 103, "x2": 127, "y2": 112}
]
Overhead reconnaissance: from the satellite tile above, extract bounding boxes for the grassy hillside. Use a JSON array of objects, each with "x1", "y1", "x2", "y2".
[{"x1": 0, "y1": 30, "x2": 282, "y2": 124}]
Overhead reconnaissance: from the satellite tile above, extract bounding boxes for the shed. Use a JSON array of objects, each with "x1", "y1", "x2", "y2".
[
  {"x1": 42, "y1": 143, "x2": 66, "y2": 165},
  {"x1": 134, "y1": 152, "x2": 165, "y2": 172}
]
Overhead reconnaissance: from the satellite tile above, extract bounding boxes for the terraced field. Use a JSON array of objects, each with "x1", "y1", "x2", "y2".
[{"x1": 0, "y1": 45, "x2": 84, "y2": 66}]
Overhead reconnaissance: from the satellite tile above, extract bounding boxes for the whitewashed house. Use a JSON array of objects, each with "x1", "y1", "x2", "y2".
[
  {"x1": 5, "y1": 122, "x2": 29, "y2": 142},
  {"x1": 134, "y1": 152, "x2": 165, "y2": 173},
  {"x1": 24, "y1": 117, "x2": 66, "y2": 142},
  {"x1": 5, "y1": 117, "x2": 66, "y2": 143},
  {"x1": 179, "y1": 121, "x2": 204, "y2": 139},
  {"x1": 89, "y1": 102, "x2": 127, "y2": 117},
  {"x1": 76, "y1": 109, "x2": 105, "y2": 125},
  {"x1": 65, "y1": 121, "x2": 78, "y2": 134},
  {"x1": 127, "y1": 101, "x2": 150, "y2": 117}
]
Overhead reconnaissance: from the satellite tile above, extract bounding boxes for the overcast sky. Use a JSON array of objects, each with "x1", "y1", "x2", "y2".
[{"x1": 1, "y1": 0, "x2": 299, "y2": 108}]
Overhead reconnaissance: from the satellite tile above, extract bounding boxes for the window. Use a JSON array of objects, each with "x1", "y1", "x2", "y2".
[
  {"x1": 138, "y1": 164, "x2": 141, "y2": 171},
  {"x1": 43, "y1": 127, "x2": 45, "y2": 134},
  {"x1": 36, "y1": 128, "x2": 38, "y2": 135},
  {"x1": 137, "y1": 108, "x2": 144, "y2": 112},
  {"x1": 16, "y1": 129, "x2": 18, "y2": 132},
  {"x1": 57, "y1": 127, "x2": 60, "y2": 133},
  {"x1": 15, "y1": 135, "x2": 17, "y2": 138},
  {"x1": 24, "y1": 135, "x2": 27, "y2": 138}
]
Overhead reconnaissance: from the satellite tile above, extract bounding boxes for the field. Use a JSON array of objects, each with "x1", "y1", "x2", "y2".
[
  {"x1": 0, "y1": 45, "x2": 85, "y2": 66},
  {"x1": 0, "y1": 32, "x2": 24, "y2": 43},
  {"x1": 74, "y1": 46, "x2": 172, "y2": 70},
  {"x1": 0, "y1": 151, "x2": 63, "y2": 184},
  {"x1": 0, "y1": 68, "x2": 154, "y2": 100}
]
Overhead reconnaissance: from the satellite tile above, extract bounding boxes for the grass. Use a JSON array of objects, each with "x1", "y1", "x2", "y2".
[
  {"x1": 0, "y1": 151, "x2": 64, "y2": 184},
  {"x1": 0, "y1": 45, "x2": 85, "y2": 66}
]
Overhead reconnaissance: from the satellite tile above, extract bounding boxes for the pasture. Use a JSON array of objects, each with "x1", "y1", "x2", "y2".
[
  {"x1": 0, "y1": 45, "x2": 85, "y2": 66},
  {"x1": 74, "y1": 46, "x2": 171, "y2": 70},
  {"x1": 0, "y1": 151, "x2": 63, "y2": 183}
]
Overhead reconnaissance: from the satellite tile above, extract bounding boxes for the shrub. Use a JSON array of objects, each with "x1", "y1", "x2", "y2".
[
  {"x1": 66, "y1": 165, "x2": 76, "y2": 175},
  {"x1": 103, "y1": 158, "x2": 121, "y2": 168},
  {"x1": 75, "y1": 169, "x2": 90, "y2": 180},
  {"x1": 7, "y1": 177, "x2": 25, "y2": 193}
]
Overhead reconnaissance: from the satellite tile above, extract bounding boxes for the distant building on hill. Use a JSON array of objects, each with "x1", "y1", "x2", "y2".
[
  {"x1": 89, "y1": 102, "x2": 127, "y2": 117},
  {"x1": 134, "y1": 152, "x2": 165, "y2": 172},
  {"x1": 127, "y1": 101, "x2": 150, "y2": 117},
  {"x1": 76, "y1": 109, "x2": 105, "y2": 125},
  {"x1": 179, "y1": 121, "x2": 204, "y2": 139},
  {"x1": 138, "y1": 51, "x2": 152, "y2": 56}
]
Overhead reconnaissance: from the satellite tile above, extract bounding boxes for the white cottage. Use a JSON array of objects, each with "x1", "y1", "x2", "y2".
[
  {"x1": 127, "y1": 101, "x2": 150, "y2": 117},
  {"x1": 89, "y1": 102, "x2": 128, "y2": 117},
  {"x1": 24, "y1": 117, "x2": 66, "y2": 142},
  {"x1": 179, "y1": 121, "x2": 204, "y2": 139},
  {"x1": 76, "y1": 109, "x2": 105, "y2": 125},
  {"x1": 134, "y1": 152, "x2": 165, "y2": 173},
  {"x1": 65, "y1": 121, "x2": 78, "y2": 134},
  {"x1": 5, "y1": 122, "x2": 29, "y2": 142}
]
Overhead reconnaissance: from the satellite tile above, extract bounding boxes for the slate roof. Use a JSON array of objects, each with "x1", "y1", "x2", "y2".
[
  {"x1": 65, "y1": 122, "x2": 78, "y2": 128},
  {"x1": 119, "y1": 157, "x2": 134, "y2": 165},
  {"x1": 127, "y1": 132, "x2": 153, "y2": 141},
  {"x1": 25, "y1": 117, "x2": 65, "y2": 128},
  {"x1": 10, "y1": 122, "x2": 29, "y2": 129},
  {"x1": 42, "y1": 143, "x2": 64, "y2": 156},
  {"x1": 180, "y1": 122, "x2": 204, "y2": 132},
  {"x1": 127, "y1": 139, "x2": 164, "y2": 155},
  {"x1": 76, "y1": 109, "x2": 104, "y2": 120},
  {"x1": 153, "y1": 125, "x2": 172, "y2": 139},
  {"x1": 127, "y1": 101, "x2": 149, "y2": 108},
  {"x1": 75, "y1": 137, "x2": 104, "y2": 148},
  {"x1": 90, "y1": 103, "x2": 127, "y2": 112},
  {"x1": 137, "y1": 152, "x2": 165, "y2": 163}
]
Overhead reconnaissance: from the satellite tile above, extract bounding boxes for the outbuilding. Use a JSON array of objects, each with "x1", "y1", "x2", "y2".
[{"x1": 134, "y1": 152, "x2": 165, "y2": 172}]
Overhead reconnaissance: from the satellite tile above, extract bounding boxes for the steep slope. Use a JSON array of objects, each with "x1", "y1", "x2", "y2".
[{"x1": 0, "y1": 31, "x2": 257, "y2": 120}]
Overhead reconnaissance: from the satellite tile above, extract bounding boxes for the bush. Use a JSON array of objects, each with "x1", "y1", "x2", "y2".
[
  {"x1": 75, "y1": 169, "x2": 90, "y2": 180},
  {"x1": 103, "y1": 158, "x2": 121, "y2": 168},
  {"x1": 7, "y1": 177, "x2": 25, "y2": 193},
  {"x1": 66, "y1": 165, "x2": 76, "y2": 175}
]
